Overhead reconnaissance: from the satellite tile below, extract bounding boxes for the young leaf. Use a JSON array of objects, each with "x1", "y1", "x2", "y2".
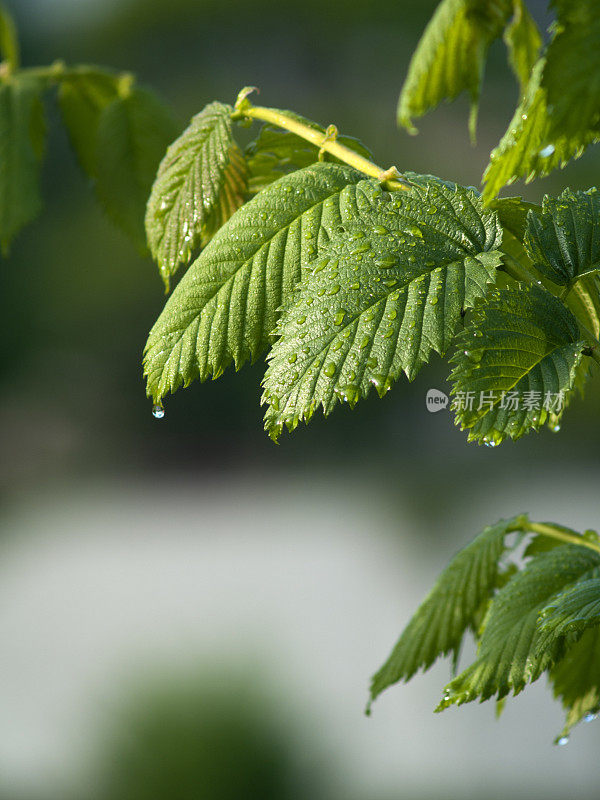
[
  {"x1": 245, "y1": 114, "x2": 373, "y2": 195},
  {"x1": 0, "y1": 75, "x2": 46, "y2": 253},
  {"x1": 438, "y1": 545, "x2": 600, "y2": 708},
  {"x1": 143, "y1": 162, "x2": 363, "y2": 403},
  {"x1": 524, "y1": 188, "x2": 600, "y2": 286},
  {"x1": 503, "y1": 0, "x2": 542, "y2": 95},
  {"x1": 0, "y1": 2, "x2": 19, "y2": 71},
  {"x1": 369, "y1": 514, "x2": 527, "y2": 706},
  {"x1": 482, "y1": 60, "x2": 600, "y2": 202},
  {"x1": 57, "y1": 68, "x2": 120, "y2": 177},
  {"x1": 450, "y1": 284, "x2": 587, "y2": 445},
  {"x1": 397, "y1": 0, "x2": 512, "y2": 139},
  {"x1": 95, "y1": 86, "x2": 180, "y2": 249},
  {"x1": 145, "y1": 101, "x2": 248, "y2": 289},
  {"x1": 262, "y1": 179, "x2": 503, "y2": 440},
  {"x1": 542, "y1": 0, "x2": 600, "y2": 141},
  {"x1": 550, "y1": 627, "x2": 600, "y2": 740}
]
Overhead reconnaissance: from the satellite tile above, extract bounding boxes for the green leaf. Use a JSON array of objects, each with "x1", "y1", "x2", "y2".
[
  {"x1": 58, "y1": 68, "x2": 120, "y2": 177},
  {"x1": 262, "y1": 179, "x2": 503, "y2": 440},
  {"x1": 550, "y1": 626, "x2": 600, "y2": 740},
  {"x1": 482, "y1": 59, "x2": 600, "y2": 202},
  {"x1": 568, "y1": 274, "x2": 600, "y2": 339},
  {"x1": 488, "y1": 195, "x2": 540, "y2": 242},
  {"x1": 143, "y1": 162, "x2": 363, "y2": 403},
  {"x1": 95, "y1": 86, "x2": 180, "y2": 249},
  {"x1": 397, "y1": 0, "x2": 512, "y2": 140},
  {"x1": 437, "y1": 545, "x2": 600, "y2": 708},
  {"x1": 503, "y1": 0, "x2": 542, "y2": 95},
  {"x1": 450, "y1": 284, "x2": 587, "y2": 445},
  {"x1": 488, "y1": 195, "x2": 541, "y2": 269},
  {"x1": 524, "y1": 188, "x2": 600, "y2": 286},
  {"x1": 535, "y1": 577, "x2": 600, "y2": 657},
  {"x1": 369, "y1": 515, "x2": 526, "y2": 707},
  {"x1": 246, "y1": 114, "x2": 373, "y2": 195},
  {"x1": 0, "y1": 75, "x2": 46, "y2": 253},
  {"x1": 145, "y1": 101, "x2": 248, "y2": 289},
  {"x1": 0, "y1": 3, "x2": 19, "y2": 71},
  {"x1": 542, "y1": 0, "x2": 600, "y2": 141}
]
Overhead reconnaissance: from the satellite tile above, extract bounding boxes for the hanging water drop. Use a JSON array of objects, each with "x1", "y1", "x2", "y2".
[
  {"x1": 152, "y1": 403, "x2": 165, "y2": 419},
  {"x1": 557, "y1": 736, "x2": 569, "y2": 746},
  {"x1": 585, "y1": 713, "x2": 598, "y2": 723}
]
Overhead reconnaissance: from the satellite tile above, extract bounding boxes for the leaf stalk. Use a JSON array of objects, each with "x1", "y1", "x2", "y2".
[
  {"x1": 511, "y1": 520, "x2": 600, "y2": 554},
  {"x1": 232, "y1": 87, "x2": 413, "y2": 192}
]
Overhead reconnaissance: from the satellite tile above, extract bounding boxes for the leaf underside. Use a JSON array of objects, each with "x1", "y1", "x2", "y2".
[
  {"x1": 483, "y1": 59, "x2": 600, "y2": 202},
  {"x1": 398, "y1": 0, "x2": 512, "y2": 139}
]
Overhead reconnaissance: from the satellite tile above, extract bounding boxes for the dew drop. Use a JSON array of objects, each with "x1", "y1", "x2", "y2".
[
  {"x1": 327, "y1": 284, "x2": 341, "y2": 295},
  {"x1": 288, "y1": 353, "x2": 297, "y2": 364},
  {"x1": 324, "y1": 362, "x2": 336, "y2": 377},
  {"x1": 334, "y1": 310, "x2": 346, "y2": 326},
  {"x1": 557, "y1": 736, "x2": 569, "y2": 746},
  {"x1": 539, "y1": 144, "x2": 555, "y2": 158},
  {"x1": 585, "y1": 713, "x2": 597, "y2": 723},
  {"x1": 152, "y1": 403, "x2": 165, "y2": 419},
  {"x1": 296, "y1": 315, "x2": 306, "y2": 325}
]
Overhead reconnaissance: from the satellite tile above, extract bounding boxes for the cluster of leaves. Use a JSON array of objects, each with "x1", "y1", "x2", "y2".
[
  {"x1": 398, "y1": 0, "x2": 600, "y2": 201},
  {"x1": 138, "y1": 1, "x2": 600, "y2": 740},
  {"x1": 0, "y1": 4, "x2": 180, "y2": 253},
  {"x1": 143, "y1": 90, "x2": 600, "y2": 445},
  {"x1": 369, "y1": 515, "x2": 600, "y2": 743}
]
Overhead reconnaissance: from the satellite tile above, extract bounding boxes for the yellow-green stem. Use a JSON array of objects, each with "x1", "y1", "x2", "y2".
[
  {"x1": 232, "y1": 88, "x2": 413, "y2": 192},
  {"x1": 515, "y1": 521, "x2": 600, "y2": 554}
]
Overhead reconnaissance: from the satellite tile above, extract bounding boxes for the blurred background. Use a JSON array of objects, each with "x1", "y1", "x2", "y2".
[{"x1": 1, "y1": 0, "x2": 600, "y2": 798}]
